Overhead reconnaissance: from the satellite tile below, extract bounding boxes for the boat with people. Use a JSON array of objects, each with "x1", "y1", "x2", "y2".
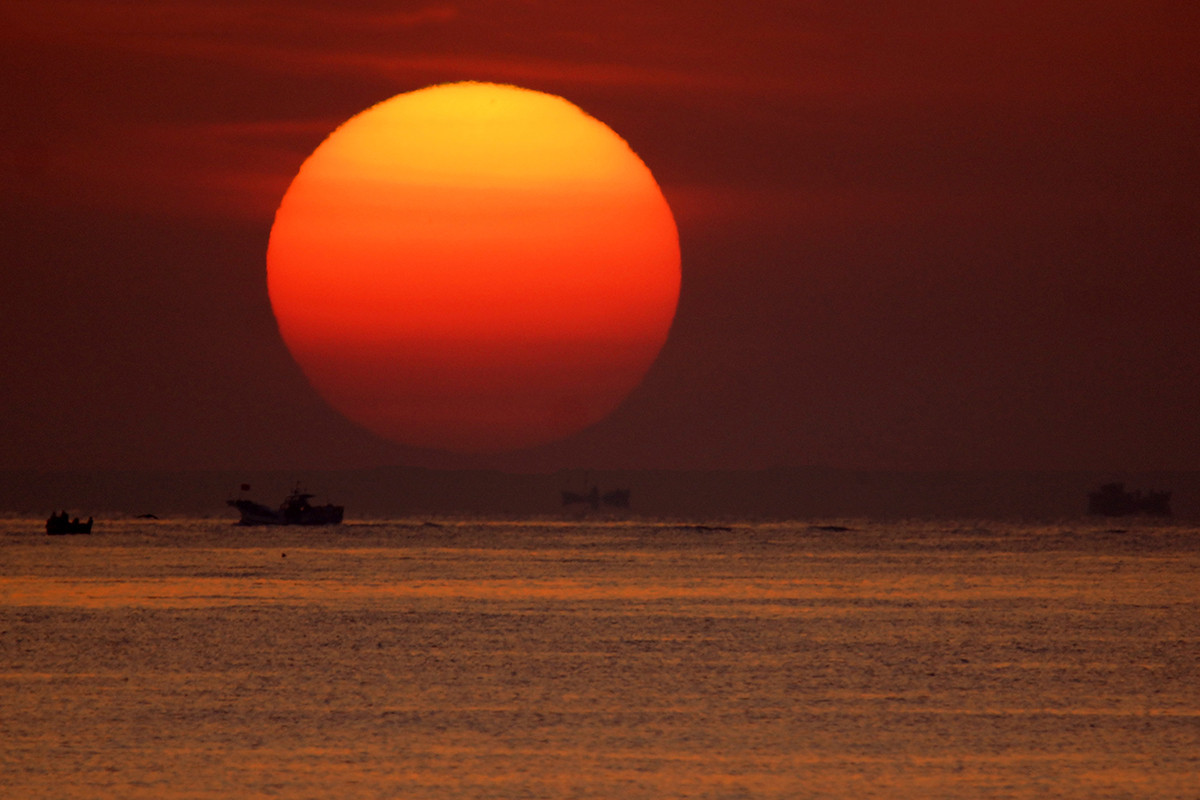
[
  {"x1": 46, "y1": 511, "x2": 93, "y2": 535},
  {"x1": 227, "y1": 485, "x2": 344, "y2": 526},
  {"x1": 1087, "y1": 482, "x2": 1171, "y2": 517}
]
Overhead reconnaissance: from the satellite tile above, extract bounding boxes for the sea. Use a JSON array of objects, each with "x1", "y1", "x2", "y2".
[{"x1": 2, "y1": 515, "x2": 1197, "y2": 799}]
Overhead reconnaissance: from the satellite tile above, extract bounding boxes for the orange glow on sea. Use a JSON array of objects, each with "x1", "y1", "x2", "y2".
[{"x1": 3, "y1": 518, "x2": 1198, "y2": 798}]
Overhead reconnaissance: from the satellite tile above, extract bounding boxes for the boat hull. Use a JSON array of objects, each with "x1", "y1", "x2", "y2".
[
  {"x1": 227, "y1": 498, "x2": 344, "y2": 526},
  {"x1": 46, "y1": 518, "x2": 93, "y2": 535}
]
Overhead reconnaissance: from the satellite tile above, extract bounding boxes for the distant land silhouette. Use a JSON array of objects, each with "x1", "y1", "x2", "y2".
[{"x1": 2, "y1": 467, "x2": 1196, "y2": 521}]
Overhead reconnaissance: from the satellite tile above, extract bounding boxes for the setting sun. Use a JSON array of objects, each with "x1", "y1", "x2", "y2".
[{"x1": 267, "y1": 82, "x2": 680, "y2": 452}]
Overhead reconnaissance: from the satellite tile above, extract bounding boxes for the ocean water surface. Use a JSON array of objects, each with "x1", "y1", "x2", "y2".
[{"x1": 1, "y1": 516, "x2": 1197, "y2": 798}]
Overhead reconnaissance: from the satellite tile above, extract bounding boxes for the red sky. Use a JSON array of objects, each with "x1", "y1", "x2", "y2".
[{"x1": 2, "y1": 0, "x2": 1198, "y2": 472}]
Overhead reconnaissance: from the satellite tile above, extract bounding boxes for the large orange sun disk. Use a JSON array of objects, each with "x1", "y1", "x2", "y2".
[{"x1": 267, "y1": 82, "x2": 680, "y2": 452}]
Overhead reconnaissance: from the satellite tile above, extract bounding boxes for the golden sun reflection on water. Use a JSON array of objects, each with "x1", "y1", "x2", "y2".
[
  {"x1": 2, "y1": 519, "x2": 1198, "y2": 799},
  {"x1": 3, "y1": 566, "x2": 1192, "y2": 609}
]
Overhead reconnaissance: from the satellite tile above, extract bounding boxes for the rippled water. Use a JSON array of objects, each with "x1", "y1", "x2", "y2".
[{"x1": 2, "y1": 517, "x2": 1198, "y2": 798}]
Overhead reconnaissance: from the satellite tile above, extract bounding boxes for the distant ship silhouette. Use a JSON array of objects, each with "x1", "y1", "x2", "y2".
[
  {"x1": 228, "y1": 485, "x2": 344, "y2": 526},
  {"x1": 562, "y1": 485, "x2": 630, "y2": 510},
  {"x1": 1087, "y1": 483, "x2": 1171, "y2": 517}
]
